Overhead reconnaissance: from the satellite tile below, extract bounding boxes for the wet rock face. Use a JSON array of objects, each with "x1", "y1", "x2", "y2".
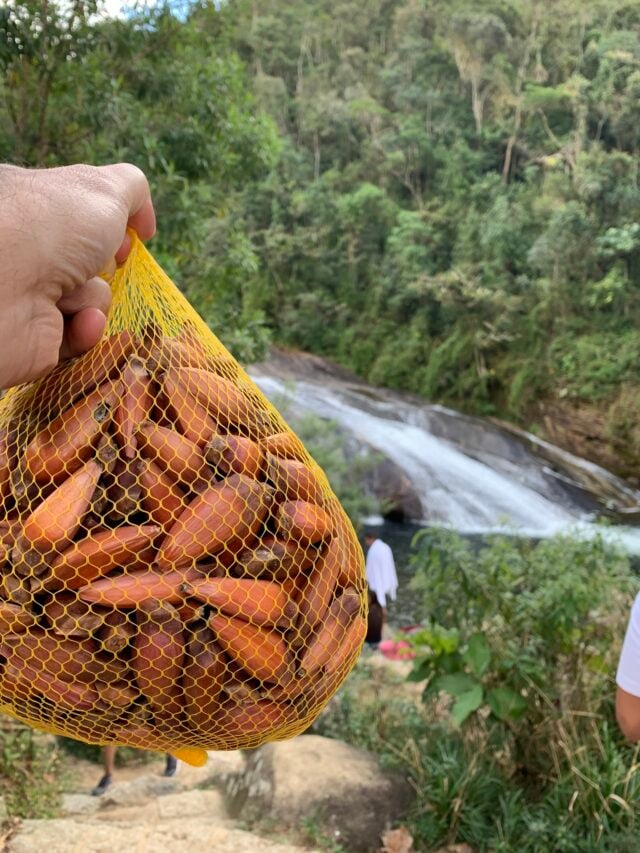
[
  {"x1": 224, "y1": 734, "x2": 413, "y2": 853},
  {"x1": 363, "y1": 457, "x2": 423, "y2": 522},
  {"x1": 535, "y1": 398, "x2": 640, "y2": 483}
]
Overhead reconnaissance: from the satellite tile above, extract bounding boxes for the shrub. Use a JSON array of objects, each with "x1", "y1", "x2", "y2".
[
  {"x1": 319, "y1": 531, "x2": 640, "y2": 850},
  {"x1": 0, "y1": 724, "x2": 67, "y2": 818}
]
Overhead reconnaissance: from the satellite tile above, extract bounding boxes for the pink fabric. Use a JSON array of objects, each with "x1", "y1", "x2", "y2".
[{"x1": 379, "y1": 639, "x2": 416, "y2": 661}]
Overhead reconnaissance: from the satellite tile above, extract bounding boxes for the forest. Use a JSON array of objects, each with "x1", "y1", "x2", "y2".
[
  {"x1": 3, "y1": 2, "x2": 640, "y2": 849},
  {"x1": 3, "y1": 0, "x2": 640, "y2": 475}
]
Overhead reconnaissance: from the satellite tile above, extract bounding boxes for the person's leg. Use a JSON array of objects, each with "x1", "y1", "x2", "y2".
[
  {"x1": 104, "y1": 746, "x2": 116, "y2": 776},
  {"x1": 92, "y1": 746, "x2": 116, "y2": 796},
  {"x1": 164, "y1": 753, "x2": 178, "y2": 777}
]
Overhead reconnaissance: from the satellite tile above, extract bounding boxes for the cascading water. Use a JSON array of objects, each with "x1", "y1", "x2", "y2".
[
  {"x1": 254, "y1": 374, "x2": 582, "y2": 535},
  {"x1": 249, "y1": 351, "x2": 640, "y2": 555}
]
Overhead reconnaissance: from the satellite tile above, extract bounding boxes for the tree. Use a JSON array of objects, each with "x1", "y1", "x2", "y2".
[
  {"x1": 0, "y1": 0, "x2": 98, "y2": 164},
  {"x1": 448, "y1": 11, "x2": 509, "y2": 133}
]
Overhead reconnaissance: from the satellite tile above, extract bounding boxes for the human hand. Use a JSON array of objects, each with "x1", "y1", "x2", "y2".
[{"x1": 0, "y1": 163, "x2": 156, "y2": 389}]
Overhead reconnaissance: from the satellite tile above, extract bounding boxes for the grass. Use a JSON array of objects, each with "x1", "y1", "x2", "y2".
[
  {"x1": 0, "y1": 723, "x2": 68, "y2": 819},
  {"x1": 299, "y1": 811, "x2": 349, "y2": 852},
  {"x1": 314, "y1": 532, "x2": 640, "y2": 851},
  {"x1": 317, "y1": 660, "x2": 640, "y2": 852}
]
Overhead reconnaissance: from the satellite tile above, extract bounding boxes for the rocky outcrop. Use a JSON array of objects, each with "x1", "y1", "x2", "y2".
[
  {"x1": 225, "y1": 734, "x2": 413, "y2": 853},
  {"x1": 8, "y1": 817, "x2": 306, "y2": 853},
  {"x1": 260, "y1": 347, "x2": 640, "y2": 498},
  {"x1": 363, "y1": 457, "x2": 422, "y2": 521},
  {"x1": 6, "y1": 749, "x2": 312, "y2": 853},
  {"x1": 250, "y1": 347, "x2": 640, "y2": 524},
  {"x1": 534, "y1": 396, "x2": 640, "y2": 485},
  {"x1": 491, "y1": 412, "x2": 640, "y2": 517},
  {"x1": 5, "y1": 735, "x2": 412, "y2": 852}
]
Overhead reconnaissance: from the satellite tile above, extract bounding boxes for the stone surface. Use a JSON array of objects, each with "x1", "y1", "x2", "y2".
[
  {"x1": 60, "y1": 794, "x2": 100, "y2": 817},
  {"x1": 251, "y1": 346, "x2": 640, "y2": 521},
  {"x1": 8, "y1": 818, "x2": 311, "y2": 853},
  {"x1": 199, "y1": 749, "x2": 245, "y2": 784},
  {"x1": 97, "y1": 788, "x2": 229, "y2": 824},
  {"x1": 363, "y1": 456, "x2": 423, "y2": 522},
  {"x1": 98, "y1": 774, "x2": 181, "y2": 808},
  {"x1": 225, "y1": 734, "x2": 413, "y2": 853},
  {"x1": 77, "y1": 749, "x2": 244, "y2": 812}
]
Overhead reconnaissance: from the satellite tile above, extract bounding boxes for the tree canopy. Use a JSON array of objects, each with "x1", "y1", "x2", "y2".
[{"x1": 3, "y1": 0, "x2": 640, "y2": 470}]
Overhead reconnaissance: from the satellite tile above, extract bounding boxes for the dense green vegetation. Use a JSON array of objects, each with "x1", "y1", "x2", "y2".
[
  {"x1": 225, "y1": 0, "x2": 640, "y2": 426},
  {"x1": 318, "y1": 531, "x2": 640, "y2": 851},
  {"x1": 3, "y1": 0, "x2": 640, "y2": 464},
  {"x1": 0, "y1": 0, "x2": 279, "y2": 361},
  {"x1": 3, "y1": 4, "x2": 640, "y2": 844}
]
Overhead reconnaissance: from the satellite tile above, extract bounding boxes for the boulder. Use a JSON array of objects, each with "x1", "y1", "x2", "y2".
[
  {"x1": 225, "y1": 735, "x2": 413, "y2": 852},
  {"x1": 98, "y1": 774, "x2": 181, "y2": 808}
]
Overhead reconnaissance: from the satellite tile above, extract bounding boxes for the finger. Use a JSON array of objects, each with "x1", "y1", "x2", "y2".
[
  {"x1": 114, "y1": 198, "x2": 157, "y2": 263},
  {"x1": 99, "y1": 163, "x2": 156, "y2": 240},
  {"x1": 128, "y1": 196, "x2": 156, "y2": 241},
  {"x1": 115, "y1": 232, "x2": 132, "y2": 266},
  {"x1": 114, "y1": 206, "x2": 157, "y2": 263},
  {"x1": 57, "y1": 276, "x2": 112, "y2": 317},
  {"x1": 59, "y1": 308, "x2": 107, "y2": 361},
  {"x1": 101, "y1": 256, "x2": 117, "y2": 279}
]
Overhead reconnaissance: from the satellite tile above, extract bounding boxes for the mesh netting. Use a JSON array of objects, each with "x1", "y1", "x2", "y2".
[{"x1": 0, "y1": 235, "x2": 366, "y2": 766}]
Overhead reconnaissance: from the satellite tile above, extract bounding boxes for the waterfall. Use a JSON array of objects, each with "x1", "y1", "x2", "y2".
[{"x1": 249, "y1": 352, "x2": 640, "y2": 552}]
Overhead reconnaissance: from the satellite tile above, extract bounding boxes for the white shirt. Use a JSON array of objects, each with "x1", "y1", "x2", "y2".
[
  {"x1": 617, "y1": 593, "x2": 640, "y2": 696},
  {"x1": 365, "y1": 539, "x2": 398, "y2": 609}
]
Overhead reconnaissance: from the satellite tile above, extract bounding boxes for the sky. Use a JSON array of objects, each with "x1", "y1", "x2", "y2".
[
  {"x1": 99, "y1": 0, "x2": 222, "y2": 18},
  {"x1": 101, "y1": 0, "x2": 127, "y2": 16}
]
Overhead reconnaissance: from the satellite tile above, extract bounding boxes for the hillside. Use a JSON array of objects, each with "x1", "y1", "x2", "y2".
[{"x1": 225, "y1": 0, "x2": 640, "y2": 478}]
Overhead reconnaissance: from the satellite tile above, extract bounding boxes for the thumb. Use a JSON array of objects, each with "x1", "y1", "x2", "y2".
[{"x1": 99, "y1": 163, "x2": 156, "y2": 244}]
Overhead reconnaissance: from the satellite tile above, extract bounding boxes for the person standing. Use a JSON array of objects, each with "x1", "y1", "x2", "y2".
[
  {"x1": 365, "y1": 589, "x2": 384, "y2": 648},
  {"x1": 364, "y1": 530, "x2": 398, "y2": 632},
  {"x1": 615, "y1": 593, "x2": 640, "y2": 741}
]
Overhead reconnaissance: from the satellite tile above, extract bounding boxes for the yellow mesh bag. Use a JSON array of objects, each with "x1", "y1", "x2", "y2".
[{"x1": 0, "y1": 234, "x2": 366, "y2": 766}]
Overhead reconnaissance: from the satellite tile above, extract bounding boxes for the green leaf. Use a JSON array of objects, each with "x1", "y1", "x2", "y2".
[
  {"x1": 436, "y1": 628, "x2": 460, "y2": 656},
  {"x1": 463, "y1": 633, "x2": 491, "y2": 678},
  {"x1": 451, "y1": 685, "x2": 484, "y2": 726},
  {"x1": 439, "y1": 652, "x2": 464, "y2": 674},
  {"x1": 408, "y1": 624, "x2": 459, "y2": 656},
  {"x1": 586, "y1": 653, "x2": 607, "y2": 674},
  {"x1": 407, "y1": 656, "x2": 432, "y2": 683},
  {"x1": 486, "y1": 687, "x2": 528, "y2": 721},
  {"x1": 433, "y1": 672, "x2": 478, "y2": 698}
]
